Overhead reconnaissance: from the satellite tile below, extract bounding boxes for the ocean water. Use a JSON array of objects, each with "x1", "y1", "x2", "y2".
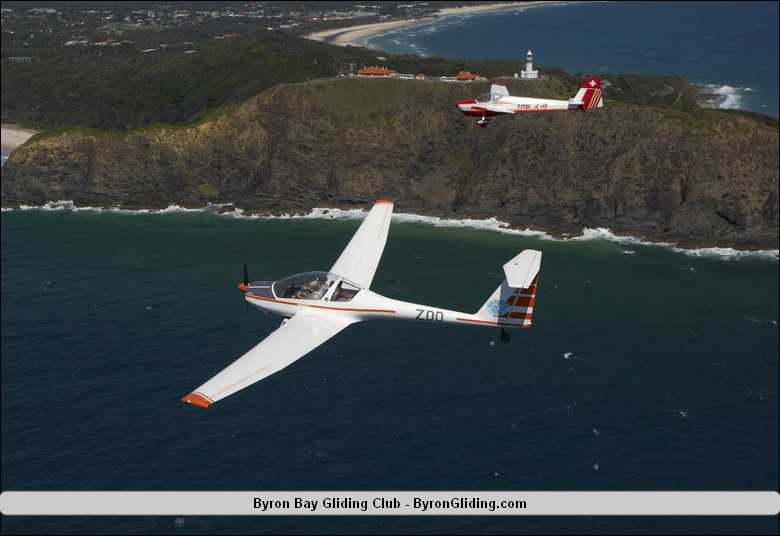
[
  {"x1": 1, "y1": 209, "x2": 778, "y2": 534},
  {"x1": 368, "y1": 1, "x2": 779, "y2": 117}
]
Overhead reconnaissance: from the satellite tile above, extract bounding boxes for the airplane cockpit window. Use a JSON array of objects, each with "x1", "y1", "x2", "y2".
[
  {"x1": 331, "y1": 280, "x2": 361, "y2": 302},
  {"x1": 477, "y1": 93, "x2": 493, "y2": 103},
  {"x1": 273, "y1": 272, "x2": 338, "y2": 300}
]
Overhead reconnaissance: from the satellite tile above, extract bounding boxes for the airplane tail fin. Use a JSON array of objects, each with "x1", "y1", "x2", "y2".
[
  {"x1": 475, "y1": 250, "x2": 541, "y2": 328},
  {"x1": 571, "y1": 76, "x2": 604, "y2": 110}
]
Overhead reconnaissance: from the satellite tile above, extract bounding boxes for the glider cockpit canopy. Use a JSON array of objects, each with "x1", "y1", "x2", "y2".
[
  {"x1": 272, "y1": 272, "x2": 362, "y2": 302},
  {"x1": 273, "y1": 271, "x2": 338, "y2": 300}
]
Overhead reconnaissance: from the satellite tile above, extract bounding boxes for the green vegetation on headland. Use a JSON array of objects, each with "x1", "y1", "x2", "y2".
[
  {"x1": 2, "y1": 28, "x2": 526, "y2": 130},
  {"x1": 5, "y1": 27, "x2": 767, "y2": 132}
]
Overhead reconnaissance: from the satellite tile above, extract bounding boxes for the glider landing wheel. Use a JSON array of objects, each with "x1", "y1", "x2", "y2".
[{"x1": 500, "y1": 329, "x2": 511, "y2": 343}]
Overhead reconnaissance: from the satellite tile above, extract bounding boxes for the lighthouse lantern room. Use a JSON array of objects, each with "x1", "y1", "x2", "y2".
[{"x1": 520, "y1": 49, "x2": 539, "y2": 80}]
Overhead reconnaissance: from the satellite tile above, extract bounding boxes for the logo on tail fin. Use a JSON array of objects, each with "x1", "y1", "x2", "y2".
[
  {"x1": 487, "y1": 299, "x2": 509, "y2": 317},
  {"x1": 583, "y1": 77, "x2": 601, "y2": 89},
  {"x1": 580, "y1": 77, "x2": 603, "y2": 109},
  {"x1": 572, "y1": 77, "x2": 604, "y2": 110}
]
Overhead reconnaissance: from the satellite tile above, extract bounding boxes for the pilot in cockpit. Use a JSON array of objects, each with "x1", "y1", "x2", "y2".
[{"x1": 292, "y1": 275, "x2": 329, "y2": 300}]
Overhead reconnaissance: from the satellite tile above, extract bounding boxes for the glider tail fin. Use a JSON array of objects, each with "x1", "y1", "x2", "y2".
[
  {"x1": 475, "y1": 250, "x2": 541, "y2": 328},
  {"x1": 572, "y1": 76, "x2": 604, "y2": 110}
]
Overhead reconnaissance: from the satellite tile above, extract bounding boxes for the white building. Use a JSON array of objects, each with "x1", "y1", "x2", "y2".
[{"x1": 520, "y1": 49, "x2": 539, "y2": 80}]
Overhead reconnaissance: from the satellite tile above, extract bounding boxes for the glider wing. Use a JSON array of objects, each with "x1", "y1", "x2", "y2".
[
  {"x1": 182, "y1": 311, "x2": 352, "y2": 407},
  {"x1": 329, "y1": 200, "x2": 393, "y2": 288}
]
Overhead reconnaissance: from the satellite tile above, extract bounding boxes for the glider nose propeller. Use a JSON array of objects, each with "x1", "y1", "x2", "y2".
[{"x1": 237, "y1": 263, "x2": 249, "y2": 293}]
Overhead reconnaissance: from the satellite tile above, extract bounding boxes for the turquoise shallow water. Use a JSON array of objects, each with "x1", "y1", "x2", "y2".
[
  {"x1": 368, "y1": 1, "x2": 779, "y2": 117},
  {"x1": 1, "y1": 210, "x2": 778, "y2": 534}
]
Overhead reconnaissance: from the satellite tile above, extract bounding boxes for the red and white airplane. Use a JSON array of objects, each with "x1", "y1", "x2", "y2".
[{"x1": 456, "y1": 76, "x2": 604, "y2": 127}]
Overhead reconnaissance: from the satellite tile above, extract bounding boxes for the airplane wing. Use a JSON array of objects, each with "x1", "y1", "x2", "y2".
[
  {"x1": 329, "y1": 199, "x2": 393, "y2": 288},
  {"x1": 182, "y1": 311, "x2": 353, "y2": 408}
]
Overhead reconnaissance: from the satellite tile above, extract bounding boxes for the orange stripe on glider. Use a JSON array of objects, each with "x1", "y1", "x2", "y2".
[
  {"x1": 456, "y1": 317, "x2": 528, "y2": 327},
  {"x1": 246, "y1": 294, "x2": 297, "y2": 306}
]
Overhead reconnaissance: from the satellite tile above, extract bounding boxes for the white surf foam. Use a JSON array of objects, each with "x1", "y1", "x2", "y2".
[
  {"x1": 4, "y1": 201, "x2": 777, "y2": 261},
  {"x1": 714, "y1": 85, "x2": 743, "y2": 109},
  {"x1": 700, "y1": 84, "x2": 746, "y2": 110},
  {"x1": 570, "y1": 227, "x2": 674, "y2": 247},
  {"x1": 669, "y1": 245, "x2": 778, "y2": 261},
  {"x1": 15, "y1": 200, "x2": 220, "y2": 215},
  {"x1": 571, "y1": 226, "x2": 778, "y2": 260}
]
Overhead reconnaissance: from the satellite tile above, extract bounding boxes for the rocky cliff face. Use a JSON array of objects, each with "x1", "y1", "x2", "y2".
[{"x1": 3, "y1": 78, "x2": 778, "y2": 248}]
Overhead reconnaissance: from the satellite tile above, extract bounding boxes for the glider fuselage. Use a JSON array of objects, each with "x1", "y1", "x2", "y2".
[{"x1": 244, "y1": 274, "x2": 533, "y2": 329}]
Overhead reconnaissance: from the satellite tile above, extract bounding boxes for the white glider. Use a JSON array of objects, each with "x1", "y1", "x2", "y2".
[{"x1": 183, "y1": 200, "x2": 541, "y2": 408}]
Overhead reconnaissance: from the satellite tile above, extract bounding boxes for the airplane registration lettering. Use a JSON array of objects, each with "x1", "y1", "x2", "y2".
[{"x1": 416, "y1": 308, "x2": 444, "y2": 322}]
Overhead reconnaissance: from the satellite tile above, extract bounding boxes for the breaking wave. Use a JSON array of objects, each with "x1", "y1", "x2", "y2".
[
  {"x1": 714, "y1": 85, "x2": 742, "y2": 109},
  {"x1": 699, "y1": 84, "x2": 746, "y2": 110},
  {"x1": 3, "y1": 201, "x2": 777, "y2": 261},
  {"x1": 9, "y1": 200, "x2": 208, "y2": 214}
]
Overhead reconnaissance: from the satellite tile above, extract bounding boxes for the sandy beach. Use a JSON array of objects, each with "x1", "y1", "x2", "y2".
[
  {"x1": 1, "y1": 125, "x2": 38, "y2": 153},
  {"x1": 305, "y1": 1, "x2": 557, "y2": 48}
]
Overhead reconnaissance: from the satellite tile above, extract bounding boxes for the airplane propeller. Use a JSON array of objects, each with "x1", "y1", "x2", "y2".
[
  {"x1": 237, "y1": 263, "x2": 249, "y2": 292},
  {"x1": 239, "y1": 263, "x2": 249, "y2": 311}
]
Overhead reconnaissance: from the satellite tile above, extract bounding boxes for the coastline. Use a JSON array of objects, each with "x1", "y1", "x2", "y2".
[
  {"x1": 1, "y1": 125, "x2": 39, "y2": 153},
  {"x1": 305, "y1": 1, "x2": 558, "y2": 48},
  {"x1": 2, "y1": 201, "x2": 777, "y2": 260}
]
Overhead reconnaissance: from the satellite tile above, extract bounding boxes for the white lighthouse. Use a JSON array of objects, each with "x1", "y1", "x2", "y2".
[{"x1": 520, "y1": 49, "x2": 539, "y2": 80}]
